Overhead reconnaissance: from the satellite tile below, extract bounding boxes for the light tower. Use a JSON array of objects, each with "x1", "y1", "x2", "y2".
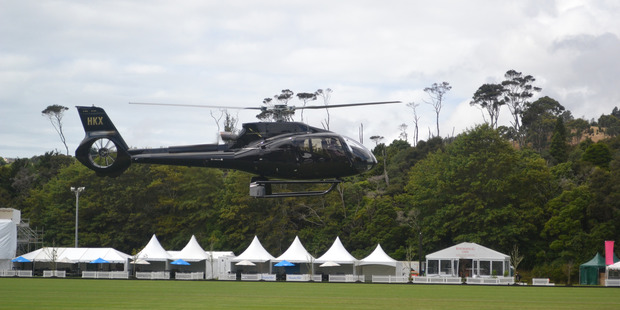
[{"x1": 70, "y1": 186, "x2": 85, "y2": 248}]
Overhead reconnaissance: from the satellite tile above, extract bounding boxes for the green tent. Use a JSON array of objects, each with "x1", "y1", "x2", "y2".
[{"x1": 579, "y1": 253, "x2": 620, "y2": 285}]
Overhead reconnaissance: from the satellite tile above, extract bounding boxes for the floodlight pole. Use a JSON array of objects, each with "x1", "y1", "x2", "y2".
[{"x1": 70, "y1": 186, "x2": 85, "y2": 248}]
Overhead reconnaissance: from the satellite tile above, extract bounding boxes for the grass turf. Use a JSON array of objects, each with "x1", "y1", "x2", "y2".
[{"x1": 1, "y1": 278, "x2": 620, "y2": 309}]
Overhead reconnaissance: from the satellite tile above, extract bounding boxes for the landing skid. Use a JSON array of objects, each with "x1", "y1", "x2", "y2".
[{"x1": 249, "y1": 177, "x2": 342, "y2": 198}]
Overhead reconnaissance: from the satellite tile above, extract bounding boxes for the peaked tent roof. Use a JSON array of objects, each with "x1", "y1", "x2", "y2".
[
  {"x1": 425, "y1": 242, "x2": 509, "y2": 260},
  {"x1": 274, "y1": 236, "x2": 315, "y2": 263},
  {"x1": 172, "y1": 235, "x2": 209, "y2": 262},
  {"x1": 358, "y1": 244, "x2": 397, "y2": 267},
  {"x1": 20, "y1": 247, "x2": 130, "y2": 263},
  {"x1": 316, "y1": 236, "x2": 357, "y2": 264},
  {"x1": 137, "y1": 234, "x2": 172, "y2": 261},
  {"x1": 232, "y1": 236, "x2": 275, "y2": 262},
  {"x1": 581, "y1": 252, "x2": 619, "y2": 267}
]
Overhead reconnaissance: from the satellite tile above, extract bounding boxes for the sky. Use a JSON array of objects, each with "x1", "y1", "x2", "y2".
[{"x1": 2, "y1": 0, "x2": 620, "y2": 158}]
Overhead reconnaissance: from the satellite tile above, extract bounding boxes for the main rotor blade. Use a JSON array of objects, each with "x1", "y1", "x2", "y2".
[
  {"x1": 295, "y1": 101, "x2": 401, "y2": 110},
  {"x1": 129, "y1": 102, "x2": 262, "y2": 110}
]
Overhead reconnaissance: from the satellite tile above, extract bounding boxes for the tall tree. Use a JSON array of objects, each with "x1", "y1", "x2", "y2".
[
  {"x1": 424, "y1": 82, "x2": 451, "y2": 137},
  {"x1": 501, "y1": 70, "x2": 541, "y2": 146},
  {"x1": 470, "y1": 83, "x2": 504, "y2": 129},
  {"x1": 521, "y1": 96, "x2": 565, "y2": 152},
  {"x1": 296, "y1": 92, "x2": 317, "y2": 122},
  {"x1": 407, "y1": 102, "x2": 421, "y2": 146},
  {"x1": 41, "y1": 105, "x2": 70, "y2": 155},
  {"x1": 549, "y1": 117, "x2": 568, "y2": 164},
  {"x1": 316, "y1": 88, "x2": 333, "y2": 130}
]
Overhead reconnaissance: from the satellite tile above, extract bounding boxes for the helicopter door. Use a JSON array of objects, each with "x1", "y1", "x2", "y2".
[{"x1": 294, "y1": 136, "x2": 349, "y2": 177}]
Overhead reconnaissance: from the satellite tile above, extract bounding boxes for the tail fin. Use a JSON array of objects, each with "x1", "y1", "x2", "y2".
[{"x1": 75, "y1": 106, "x2": 131, "y2": 177}]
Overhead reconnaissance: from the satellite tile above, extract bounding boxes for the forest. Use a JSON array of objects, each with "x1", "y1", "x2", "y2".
[{"x1": 2, "y1": 72, "x2": 620, "y2": 284}]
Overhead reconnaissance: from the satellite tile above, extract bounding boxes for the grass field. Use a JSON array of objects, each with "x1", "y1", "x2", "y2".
[{"x1": 1, "y1": 278, "x2": 619, "y2": 309}]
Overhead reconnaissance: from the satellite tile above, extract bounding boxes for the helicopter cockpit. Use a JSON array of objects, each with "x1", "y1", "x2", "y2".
[{"x1": 342, "y1": 136, "x2": 377, "y2": 173}]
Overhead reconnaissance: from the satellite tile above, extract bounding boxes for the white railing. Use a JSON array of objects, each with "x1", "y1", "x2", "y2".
[
  {"x1": 328, "y1": 274, "x2": 364, "y2": 282},
  {"x1": 409, "y1": 276, "x2": 462, "y2": 284},
  {"x1": 176, "y1": 272, "x2": 204, "y2": 280},
  {"x1": 136, "y1": 271, "x2": 170, "y2": 280},
  {"x1": 260, "y1": 273, "x2": 276, "y2": 281},
  {"x1": 17, "y1": 270, "x2": 33, "y2": 277},
  {"x1": 605, "y1": 279, "x2": 620, "y2": 287},
  {"x1": 532, "y1": 278, "x2": 554, "y2": 286},
  {"x1": 286, "y1": 274, "x2": 322, "y2": 282},
  {"x1": 82, "y1": 271, "x2": 129, "y2": 279},
  {"x1": 0, "y1": 270, "x2": 17, "y2": 277},
  {"x1": 372, "y1": 275, "x2": 408, "y2": 283},
  {"x1": 241, "y1": 273, "x2": 261, "y2": 281},
  {"x1": 466, "y1": 277, "x2": 514, "y2": 285},
  {"x1": 220, "y1": 273, "x2": 237, "y2": 281},
  {"x1": 43, "y1": 270, "x2": 66, "y2": 278}
]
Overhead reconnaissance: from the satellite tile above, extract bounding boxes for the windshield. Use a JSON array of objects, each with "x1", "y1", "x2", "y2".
[{"x1": 343, "y1": 136, "x2": 377, "y2": 172}]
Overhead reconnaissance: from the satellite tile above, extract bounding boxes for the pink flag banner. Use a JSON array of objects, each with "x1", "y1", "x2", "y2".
[{"x1": 605, "y1": 241, "x2": 615, "y2": 265}]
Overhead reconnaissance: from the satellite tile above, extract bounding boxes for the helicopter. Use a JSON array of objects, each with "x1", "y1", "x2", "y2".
[{"x1": 75, "y1": 100, "x2": 399, "y2": 198}]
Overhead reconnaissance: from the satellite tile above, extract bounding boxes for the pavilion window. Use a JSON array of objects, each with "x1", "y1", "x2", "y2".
[{"x1": 479, "y1": 261, "x2": 490, "y2": 276}]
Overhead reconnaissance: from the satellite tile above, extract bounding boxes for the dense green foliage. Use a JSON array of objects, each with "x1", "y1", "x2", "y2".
[{"x1": 2, "y1": 105, "x2": 620, "y2": 284}]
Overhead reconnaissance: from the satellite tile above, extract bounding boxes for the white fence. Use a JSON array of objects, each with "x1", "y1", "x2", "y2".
[
  {"x1": 466, "y1": 277, "x2": 514, "y2": 285},
  {"x1": 532, "y1": 278, "x2": 554, "y2": 286},
  {"x1": 605, "y1": 279, "x2": 620, "y2": 287},
  {"x1": 136, "y1": 271, "x2": 170, "y2": 280},
  {"x1": 82, "y1": 271, "x2": 129, "y2": 279},
  {"x1": 0, "y1": 270, "x2": 32, "y2": 277},
  {"x1": 372, "y1": 275, "x2": 409, "y2": 283},
  {"x1": 286, "y1": 274, "x2": 322, "y2": 282},
  {"x1": 175, "y1": 272, "x2": 204, "y2": 280},
  {"x1": 220, "y1": 273, "x2": 237, "y2": 281},
  {"x1": 328, "y1": 274, "x2": 364, "y2": 283},
  {"x1": 43, "y1": 270, "x2": 66, "y2": 278},
  {"x1": 240, "y1": 273, "x2": 276, "y2": 281}
]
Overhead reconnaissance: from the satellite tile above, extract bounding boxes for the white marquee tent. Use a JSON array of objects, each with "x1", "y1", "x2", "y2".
[
  {"x1": 231, "y1": 235, "x2": 275, "y2": 273},
  {"x1": 425, "y1": 242, "x2": 510, "y2": 277},
  {"x1": 136, "y1": 234, "x2": 172, "y2": 271},
  {"x1": 316, "y1": 236, "x2": 357, "y2": 275},
  {"x1": 357, "y1": 244, "x2": 397, "y2": 280},
  {"x1": 274, "y1": 236, "x2": 315, "y2": 274}
]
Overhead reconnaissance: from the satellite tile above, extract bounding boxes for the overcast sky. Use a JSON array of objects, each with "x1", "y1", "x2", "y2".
[{"x1": 2, "y1": 0, "x2": 619, "y2": 158}]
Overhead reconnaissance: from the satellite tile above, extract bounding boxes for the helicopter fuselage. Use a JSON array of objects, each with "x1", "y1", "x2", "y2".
[{"x1": 74, "y1": 106, "x2": 377, "y2": 183}]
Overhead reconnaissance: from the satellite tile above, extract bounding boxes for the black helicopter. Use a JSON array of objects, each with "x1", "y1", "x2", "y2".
[{"x1": 75, "y1": 101, "x2": 399, "y2": 197}]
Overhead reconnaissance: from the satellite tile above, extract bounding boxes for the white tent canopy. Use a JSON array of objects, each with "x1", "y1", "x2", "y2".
[
  {"x1": 316, "y1": 237, "x2": 357, "y2": 264},
  {"x1": 136, "y1": 234, "x2": 172, "y2": 261},
  {"x1": 358, "y1": 244, "x2": 397, "y2": 267},
  {"x1": 20, "y1": 247, "x2": 130, "y2": 263},
  {"x1": 607, "y1": 261, "x2": 620, "y2": 270},
  {"x1": 274, "y1": 236, "x2": 315, "y2": 263},
  {"x1": 171, "y1": 235, "x2": 209, "y2": 262},
  {"x1": 232, "y1": 236, "x2": 275, "y2": 263}
]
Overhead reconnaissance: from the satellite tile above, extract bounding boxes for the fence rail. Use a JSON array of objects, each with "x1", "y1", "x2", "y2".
[
  {"x1": 43, "y1": 270, "x2": 66, "y2": 278},
  {"x1": 136, "y1": 271, "x2": 170, "y2": 280},
  {"x1": 175, "y1": 272, "x2": 204, "y2": 280}
]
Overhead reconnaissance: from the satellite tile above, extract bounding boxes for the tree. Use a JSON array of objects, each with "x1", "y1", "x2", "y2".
[
  {"x1": 398, "y1": 123, "x2": 408, "y2": 141},
  {"x1": 370, "y1": 136, "x2": 388, "y2": 186},
  {"x1": 501, "y1": 70, "x2": 541, "y2": 146},
  {"x1": 296, "y1": 92, "x2": 317, "y2": 122},
  {"x1": 316, "y1": 88, "x2": 333, "y2": 130},
  {"x1": 582, "y1": 143, "x2": 612, "y2": 168},
  {"x1": 470, "y1": 83, "x2": 504, "y2": 129},
  {"x1": 405, "y1": 125, "x2": 553, "y2": 259},
  {"x1": 424, "y1": 82, "x2": 451, "y2": 137},
  {"x1": 406, "y1": 102, "x2": 421, "y2": 146},
  {"x1": 41, "y1": 105, "x2": 70, "y2": 155},
  {"x1": 521, "y1": 96, "x2": 565, "y2": 152},
  {"x1": 549, "y1": 117, "x2": 569, "y2": 164}
]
